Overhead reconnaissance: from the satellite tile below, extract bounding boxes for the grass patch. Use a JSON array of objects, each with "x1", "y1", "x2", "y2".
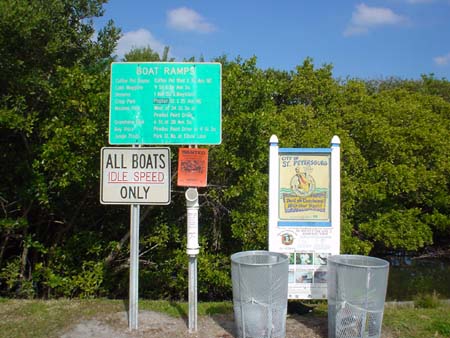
[
  {"x1": 0, "y1": 298, "x2": 233, "y2": 338},
  {"x1": 0, "y1": 298, "x2": 449, "y2": 338},
  {"x1": 383, "y1": 301, "x2": 450, "y2": 338},
  {"x1": 0, "y1": 298, "x2": 123, "y2": 338},
  {"x1": 428, "y1": 320, "x2": 450, "y2": 336},
  {"x1": 413, "y1": 290, "x2": 441, "y2": 308},
  {"x1": 139, "y1": 300, "x2": 233, "y2": 317}
]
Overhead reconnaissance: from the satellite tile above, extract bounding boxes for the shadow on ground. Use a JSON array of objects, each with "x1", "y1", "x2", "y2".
[
  {"x1": 206, "y1": 303, "x2": 235, "y2": 337},
  {"x1": 203, "y1": 302, "x2": 329, "y2": 338}
]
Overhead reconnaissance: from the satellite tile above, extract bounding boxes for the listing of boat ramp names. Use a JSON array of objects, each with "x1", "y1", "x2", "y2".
[{"x1": 109, "y1": 63, "x2": 222, "y2": 145}]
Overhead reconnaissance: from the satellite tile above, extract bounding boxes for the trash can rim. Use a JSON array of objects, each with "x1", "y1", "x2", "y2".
[
  {"x1": 231, "y1": 250, "x2": 288, "y2": 266},
  {"x1": 328, "y1": 254, "x2": 389, "y2": 268}
]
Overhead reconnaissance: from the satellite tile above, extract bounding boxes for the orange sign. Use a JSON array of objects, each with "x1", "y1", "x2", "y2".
[{"x1": 177, "y1": 148, "x2": 208, "y2": 187}]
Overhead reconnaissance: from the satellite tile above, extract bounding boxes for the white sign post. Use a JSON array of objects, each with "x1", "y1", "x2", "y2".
[
  {"x1": 268, "y1": 135, "x2": 340, "y2": 299},
  {"x1": 185, "y1": 188, "x2": 199, "y2": 332}
]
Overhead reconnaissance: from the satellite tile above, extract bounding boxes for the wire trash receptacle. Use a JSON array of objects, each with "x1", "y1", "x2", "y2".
[
  {"x1": 231, "y1": 251, "x2": 289, "y2": 338},
  {"x1": 327, "y1": 255, "x2": 389, "y2": 338}
]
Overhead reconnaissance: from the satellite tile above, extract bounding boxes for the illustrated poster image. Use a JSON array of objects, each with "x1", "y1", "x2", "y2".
[{"x1": 279, "y1": 154, "x2": 330, "y2": 222}]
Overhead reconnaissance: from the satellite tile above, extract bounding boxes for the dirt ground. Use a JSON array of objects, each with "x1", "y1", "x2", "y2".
[{"x1": 60, "y1": 310, "x2": 393, "y2": 338}]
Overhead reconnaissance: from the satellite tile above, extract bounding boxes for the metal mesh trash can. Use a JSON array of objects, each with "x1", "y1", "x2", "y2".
[
  {"x1": 327, "y1": 255, "x2": 389, "y2": 338},
  {"x1": 231, "y1": 251, "x2": 289, "y2": 338}
]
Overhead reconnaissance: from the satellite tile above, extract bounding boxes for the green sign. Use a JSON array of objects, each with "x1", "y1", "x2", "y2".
[{"x1": 109, "y1": 62, "x2": 221, "y2": 145}]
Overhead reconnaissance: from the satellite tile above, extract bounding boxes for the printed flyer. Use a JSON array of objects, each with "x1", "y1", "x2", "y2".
[{"x1": 177, "y1": 148, "x2": 208, "y2": 187}]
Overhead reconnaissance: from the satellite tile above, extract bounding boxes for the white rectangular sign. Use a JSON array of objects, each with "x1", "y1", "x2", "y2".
[{"x1": 100, "y1": 147, "x2": 171, "y2": 205}]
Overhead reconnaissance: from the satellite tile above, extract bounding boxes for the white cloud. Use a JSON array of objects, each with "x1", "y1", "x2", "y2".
[
  {"x1": 167, "y1": 7, "x2": 216, "y2": 33},
  {"x1": 116, "y1": 29, "x2": 166, "y2": 59},
  {"x1": 344, "y1": 3, "x2": 407, "y2": 36},
  {"x1": 406, "y1": 0, "x2": 433, "y2": 4},
  {"x1": 434, "y1": 53, "x2": 450, "y2": 66}
]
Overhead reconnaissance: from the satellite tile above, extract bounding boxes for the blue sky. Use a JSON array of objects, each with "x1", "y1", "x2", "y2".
[{"x1": 95, "y1": 1, "x2": 450, "y2": 80}]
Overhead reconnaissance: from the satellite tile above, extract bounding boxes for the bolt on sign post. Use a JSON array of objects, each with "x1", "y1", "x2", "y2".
[{"x1": 268, "y1": 135, "x2": 340, "y2": 300}]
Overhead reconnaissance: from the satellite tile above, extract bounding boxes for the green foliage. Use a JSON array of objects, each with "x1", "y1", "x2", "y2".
[
  {"x1": 359, "y1": 209, "x2": 432, "y2": 251},
  {"x1": 71, "y1": 261, "x2": 105, "y2": 299},
  {"x1": 0, "y1": 258, "x2": 21, "y2": 291},
  {"x1": 413, "y1": 290, "x2": 441, "y2": 309},
  {"x1": 428, "y1": 320, "x2": 450, "y2": 336},
  {"x1": 197, "y1": 248, "x2": 232, "y2": 299},
  {"x1": 0, "y1": 0, "x2": 120, "y2": 298},
  {"x1": 123, "y1": 46, "x2": 174, "y2": 62},
  {"x1": 137, "y1": 221, "x2": 186, "y2": 300}
]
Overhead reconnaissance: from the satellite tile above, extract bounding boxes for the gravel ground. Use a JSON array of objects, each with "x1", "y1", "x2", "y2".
[{"x1": 60, "y1": 310, "x2": 393, "y2": 338}]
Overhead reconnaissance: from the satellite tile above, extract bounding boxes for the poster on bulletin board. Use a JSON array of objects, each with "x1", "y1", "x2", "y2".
[{"x1": 268, "y1": 135, "x2": 341, "y2": 299}]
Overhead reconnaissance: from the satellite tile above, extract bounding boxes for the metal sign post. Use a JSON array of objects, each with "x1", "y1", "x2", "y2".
[
  {"x1": 129, "y1": 144, "x2": 140, "y2": 331},
  {"x1": 185, "y1": 187, "x2": 199, "y2": 332},
  {"x1": 188, "y1": 255, "x2": 198, "y2": 333},
  {"x1": 129, "y1": 203, "x2": 140, "y2": 330}
]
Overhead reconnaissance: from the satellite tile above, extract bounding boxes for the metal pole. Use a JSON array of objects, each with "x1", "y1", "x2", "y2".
[
  {"x1": 129, "y1": 203, "x2": 140, "y2": 330},
  {"x1": 188, "y1": 255, "x2": 198, "y2": 332}
]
